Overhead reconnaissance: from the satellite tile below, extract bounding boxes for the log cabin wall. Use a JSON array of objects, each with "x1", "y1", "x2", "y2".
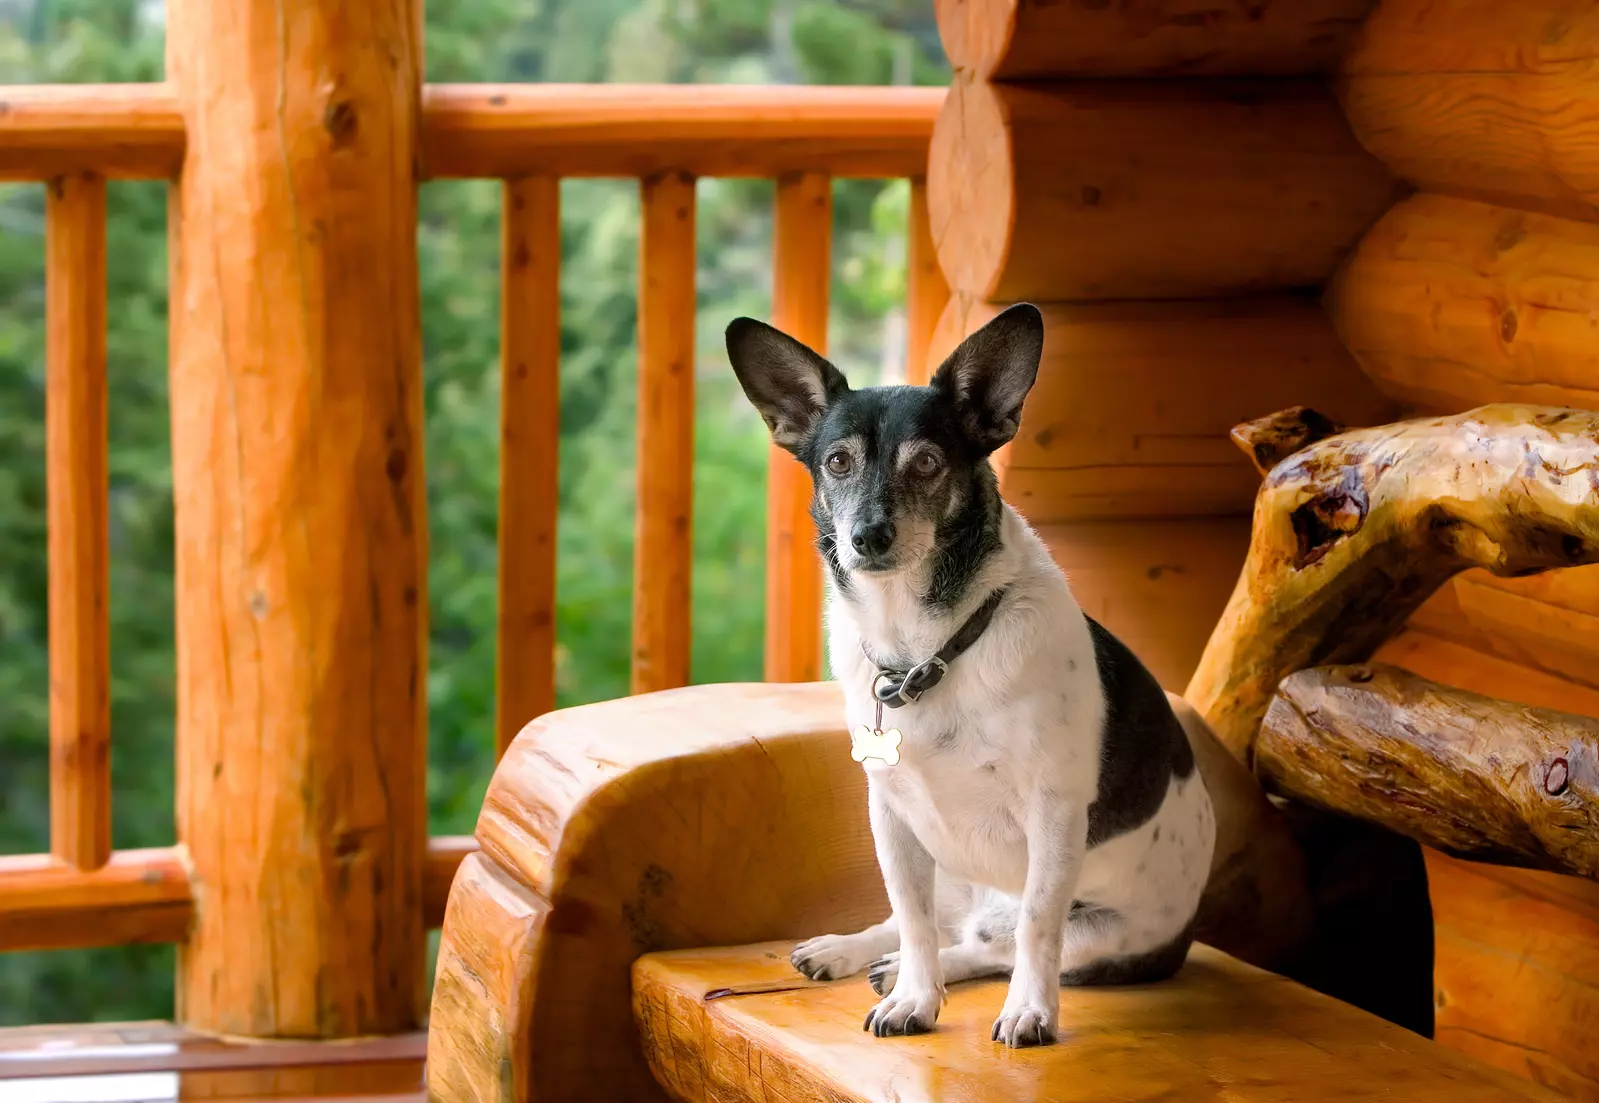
[
  {"x1": 929, "y1": 1, "x2": 1599, "y2": 1098},
  {"x1": 1328, "y1": 3, "x2": 1599, "y2": 1096},
  {"x1": 923, "y1": 0, "x2": 1401, "y2": 689}
]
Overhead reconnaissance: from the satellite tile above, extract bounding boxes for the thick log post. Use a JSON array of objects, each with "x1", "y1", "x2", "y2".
[
  {"x1": 1341, "y1": 0, "x2": 1599, "y2": 222},
  {"x1": 927, "y1": 77, "x2": 1399, "y2": 302},
  {"x1": 1187, "y1": 404, "x2": 1599, "y2": 763},
  {"x1": 166, "y1": 0, "x2": 427, "y2": 1036},
  {"x1": 936, "y1": 0, "x2": 1374, "y2": 81},
  {"x1": 1259, "y1": 664, "x2": 1599, "y2": 880}
]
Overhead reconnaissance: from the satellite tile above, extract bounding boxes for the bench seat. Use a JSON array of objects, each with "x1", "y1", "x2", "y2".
[{"x1": 633, "y1": 940, "x2": 1557, "y2": 1103}]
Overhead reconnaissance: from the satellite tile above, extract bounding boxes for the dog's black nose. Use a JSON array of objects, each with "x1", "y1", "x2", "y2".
[{"x1": 851, "y1": 519, "x2": 896, "y2": 558}]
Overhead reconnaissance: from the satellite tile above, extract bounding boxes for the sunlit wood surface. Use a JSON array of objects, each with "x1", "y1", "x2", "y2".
[{"x1": 634, "y1": 941, "x2": 1563, "y2": 1103}]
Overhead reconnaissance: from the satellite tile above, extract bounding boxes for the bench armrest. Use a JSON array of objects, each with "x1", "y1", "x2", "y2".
[{"x1": 426, "y1": 682, "x2": 882, "y2": 1103}]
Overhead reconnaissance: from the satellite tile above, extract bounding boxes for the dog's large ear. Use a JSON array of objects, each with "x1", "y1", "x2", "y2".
[
  {"x1": 725, "y1": 317, "x2": 850, "y2": 454},
  {"x1": 930, "y1": 303, "x2": 1044, "y2": 454}
]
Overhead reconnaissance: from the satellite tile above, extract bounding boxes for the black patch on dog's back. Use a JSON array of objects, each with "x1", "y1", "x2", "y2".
[{"x1": 1083, "y1": 616, "x2": 1196, "y2": 849}]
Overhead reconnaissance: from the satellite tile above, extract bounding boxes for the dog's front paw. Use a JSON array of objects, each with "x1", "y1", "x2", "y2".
[
  {"x1": 863, "y1": 984, "x2": 942, "y2": 1037},
  {"x1": 991, "y1": 997, "x2": 1059, "y2": 1048},
  {"x1": 791, "y1": 933, "x2": 875, "y2": 982}
]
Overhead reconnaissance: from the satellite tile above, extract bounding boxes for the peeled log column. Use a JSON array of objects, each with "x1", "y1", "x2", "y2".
[
  {"x1": 1341, "y1": 0, "x2": 1599, "y2": 222},
  {"x1": 937, "y1": 0, "x2": 1373, "y2": 81},
  {"x1": 929, "y1": 293, "x2": 1396, "y2": 521},
  {"x1": 1187, "y1": 404, "x2": 1599, "y2": 762},
  {"x1": 166, "y1": 0, "x2": 426, "y2": 1036},
  {"x1": 1259, "y1": 665, "x2": 1599, "y2": 880},
  {"x1": 1326, "y1": 193, "x2": 1599, "y2": 414},
  {"x1": 928, "y1": 77, "x2": 1400, "y2": 301}
]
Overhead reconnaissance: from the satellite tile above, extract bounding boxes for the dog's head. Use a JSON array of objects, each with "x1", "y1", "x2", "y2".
[{"x1": 724, "y1": 304, "x2": 1044, "y2": 584}]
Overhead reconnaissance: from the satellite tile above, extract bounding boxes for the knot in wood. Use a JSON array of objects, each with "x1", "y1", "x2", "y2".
[{"x1": 1545, "y1": 757, "x2": 1570, "y2": 796}]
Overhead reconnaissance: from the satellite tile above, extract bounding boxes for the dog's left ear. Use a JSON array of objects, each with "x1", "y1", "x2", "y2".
[
  {"x1": 930, "y1": 303, "x2": 1044, "y2": 454},
  {"x1": 725, "y1": 317, "x2": 850, "y2": 454}
]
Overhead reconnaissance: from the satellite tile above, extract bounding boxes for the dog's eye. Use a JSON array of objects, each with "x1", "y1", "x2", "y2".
[
  {"x1": 911, "y1": 451, "x2": 942, "y2": 477},
  {"x1": 825, "y1": 451, "x2": 853, "y2": 476}
]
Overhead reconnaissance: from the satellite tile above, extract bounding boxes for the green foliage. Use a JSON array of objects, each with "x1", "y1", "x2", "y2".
[{"x1": 0, "y1": 0, "x2": 947, "y2": 1024}]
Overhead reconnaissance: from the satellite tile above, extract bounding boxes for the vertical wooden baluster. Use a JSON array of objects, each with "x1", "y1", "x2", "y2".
[
  {"x1": 497, "y1": 177, "x2": 561, "y2": 757},
  {"x1": 633, "y1": 172, "x2": 697, "y2": 695},
  {"x1": 764, "y1": 173, "x2": 832, "y2": 683},
  {"x1": 46, "y1": 171, "x2": 110, "y2": 873},
  {"x1": 905, "y1": 176, "x2": 950, "y2": 386}
]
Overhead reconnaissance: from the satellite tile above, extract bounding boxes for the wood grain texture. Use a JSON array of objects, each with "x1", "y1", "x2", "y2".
[
  {"x1": 764, "y1": 173, "x2": 830, "y2": 684},
  {"x1": 45, "y1": 170, "x2": 111, "y2": 873},
  {"x1": 1371, "y1": 637, "x2": 1599, "y2": 1096},
  {"x1": 936, "y1": 0, "x2": 1374, "y2": 80},
  {"x1": 497, "y1": 177, "x2": 561, "y2": 756},
  {"x1": 1038, "y1": 519, "x2": 1251, "y2": 692},
  {"x1": 632, "y1": 940, "x2": 1559, "y2": 1103},
  {"x1": 1187, "y1": 405, "x2": 1599, "y2": 762},
  {"x1": 0, "y1": 849, "x2": 191, "y2": 952},
  {"x1": 1425, "y1": 852, "x2": 1599, "y2": 1100},
  {"x1": 0, "y1": 84, "x2": 183, "y2": 180},
  {"x1": 933, "y1": 295, "x2": 1398, "y2": 522},
  {"x1": 422, "y1": 84, "x2": 942, "y2": 180},
  {"x1": 1407, "y1": 568, "x2": 1599, "y2": 695},
  {"x1": 1258, "y1": 664, "x2": 1599, "y2": 879},
  {"x1": 425, "y1": 682, "x2": 884, "y2": 1103},
  {"x1": 633, "y1": 172, "x2": 697, "y2": 696},
  {"x1": 1341, "y1": 0, "x2": 1599, "y2": 222},
  {"x1": 904, "y1": 178, "x2": 947, "y2": 387},
  {"x1": 1326, "y1": 193, "x2": 1599, "y2": 413},
  {"x1": 927, "y1": 76, "x2": 1400, "y2": 301},
  {"x1": 165, "y1": 0, "x2": 428, "y2": 1037}
]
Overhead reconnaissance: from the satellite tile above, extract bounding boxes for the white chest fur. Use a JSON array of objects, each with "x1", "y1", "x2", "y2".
[{"x1": 827, "y1": 507, "x2": 1104, "y2": 895}]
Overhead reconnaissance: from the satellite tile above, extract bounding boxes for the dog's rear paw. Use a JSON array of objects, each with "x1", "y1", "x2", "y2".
[
  {"x1": 863, "y1": 986, "x2": 941, "y2": 1037},
  {"x1": 990, "y1": 1000, "x2": 1058, "y2": 1048},
  {"x1": 791, "y1": 933, "x2": 874, "y2": 982}
]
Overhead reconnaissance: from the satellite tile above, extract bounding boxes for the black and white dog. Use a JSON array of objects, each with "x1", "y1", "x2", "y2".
[{"x1": 724, "y1": 304, "x2": 1216, "y2": 1048}]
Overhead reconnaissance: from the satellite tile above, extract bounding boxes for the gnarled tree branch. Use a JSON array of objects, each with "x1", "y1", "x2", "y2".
[
  {"x1": 1258, "y1": 665, "x2": 1599, "y2": 881},
  {"x1": 1188, "y1": 403, "x2": 1599, "y2": 762}
]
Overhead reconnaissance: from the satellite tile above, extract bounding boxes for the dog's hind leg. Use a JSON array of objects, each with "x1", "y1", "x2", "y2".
[{"x1": 1057, "y1": 904, "x2": 1194, "y2": 986}]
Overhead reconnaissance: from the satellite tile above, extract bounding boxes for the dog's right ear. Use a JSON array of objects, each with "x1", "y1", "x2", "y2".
[{"x1": 725, "y1": 317, "x2": 850, "y2": 454}]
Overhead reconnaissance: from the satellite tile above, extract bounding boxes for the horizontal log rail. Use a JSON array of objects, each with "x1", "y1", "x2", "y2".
[
  {"x1": 0, "y1": 84, "x2": 184, "y2": 181},
  {"x1": 0, "y1": 838, "x2": 477, "y2": 952},
  {"x1": 1, "y1": 82, "x2": 944, "y2": 181}
]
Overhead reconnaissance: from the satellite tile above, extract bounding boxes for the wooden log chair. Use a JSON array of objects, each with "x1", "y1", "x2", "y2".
[{"x1": 424, "y1": 402, "x2": 1599, "y2": 1103}]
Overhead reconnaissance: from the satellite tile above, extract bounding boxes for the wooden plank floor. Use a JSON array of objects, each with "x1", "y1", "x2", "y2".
[
  {"x1": 634, "y1": 941, "x2": 1564, "y2": 1103},
  {"x1": 0, "y1": 1023, "x2": 423, "y2": 1102}
]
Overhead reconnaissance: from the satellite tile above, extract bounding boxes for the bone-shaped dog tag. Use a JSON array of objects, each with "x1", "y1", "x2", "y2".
[{"x1": 851, "y1": 725, "x2": 902, "y2": 767}]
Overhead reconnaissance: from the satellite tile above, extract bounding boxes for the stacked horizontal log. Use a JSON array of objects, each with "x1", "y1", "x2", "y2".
[
  {"x1": 1320, "y1": 2, "x2": 1599, "y2": 1090},
  {"x1": 925, "y1": 7, "x2": 1400, "y2": 691}
]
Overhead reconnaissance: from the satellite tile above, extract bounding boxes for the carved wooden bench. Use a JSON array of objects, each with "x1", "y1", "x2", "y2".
[{"x1": 426, "y1": 405, "x2": 1598, "y2": 1102}]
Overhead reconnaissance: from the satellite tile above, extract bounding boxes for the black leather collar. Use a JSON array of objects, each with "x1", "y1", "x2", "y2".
[{"x1": 862, "y1": 587, "x2": 1009, "y2": 709}]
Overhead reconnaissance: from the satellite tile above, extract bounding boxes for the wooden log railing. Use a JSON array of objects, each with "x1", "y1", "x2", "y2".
[{"x1": 0, "y1": 78, "x2": 949, "y2": 1025}]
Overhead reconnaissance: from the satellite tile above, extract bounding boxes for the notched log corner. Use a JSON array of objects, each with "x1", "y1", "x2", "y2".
[
  {"x1": 1190, "y1": 403, "x2": 1599, "y2": 761},
  {"x1": 1257, "y1": 664, "x2": 1599, "y2": 882}
]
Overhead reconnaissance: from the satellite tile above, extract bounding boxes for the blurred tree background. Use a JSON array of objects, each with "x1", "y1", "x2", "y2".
[{"x1": 0, "y1": 0, "x2": 947, "y2": 1022}]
